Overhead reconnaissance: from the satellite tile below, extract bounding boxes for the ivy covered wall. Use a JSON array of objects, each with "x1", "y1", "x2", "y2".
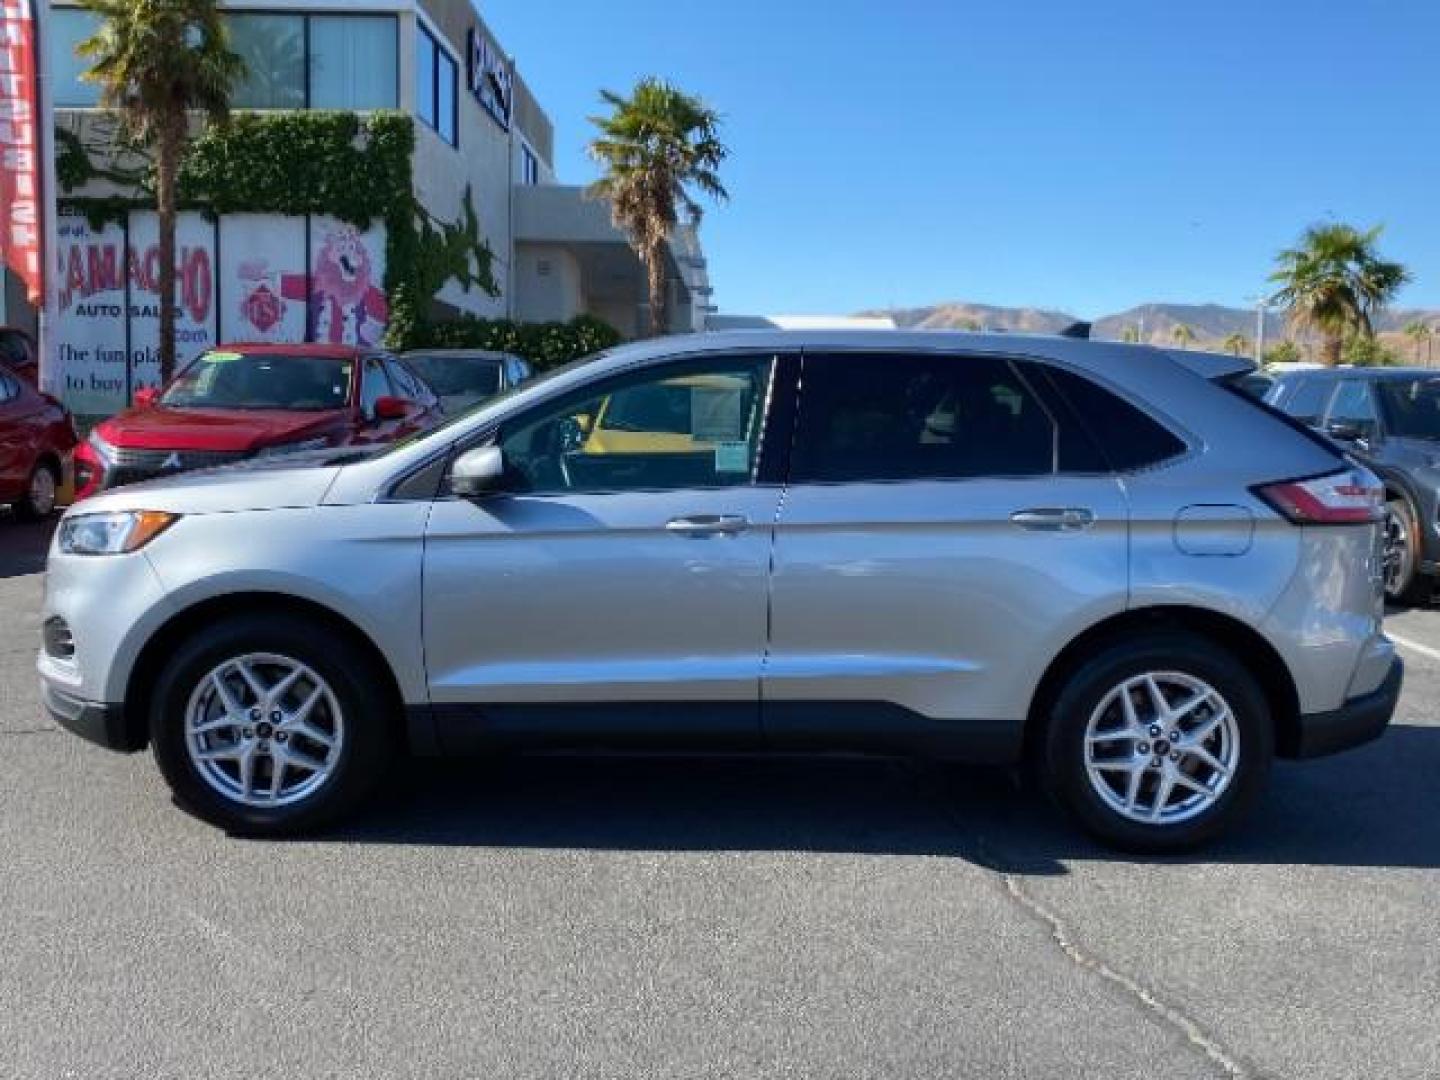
[{"x1": 56, "y1": 111, "x2": 497, "y2": 349}]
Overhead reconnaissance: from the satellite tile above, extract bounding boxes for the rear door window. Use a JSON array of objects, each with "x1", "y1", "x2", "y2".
[
  {"x1": 792, "y1": 353, "x2": 1057, "y2": 483},
  {"x1": 1325, "y1": 379, "x2": 1379, "y2": 438}
]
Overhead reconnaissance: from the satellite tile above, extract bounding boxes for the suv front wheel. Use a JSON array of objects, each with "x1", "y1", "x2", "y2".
[
  {"x1": 149, "y1": 615, "x2": 392, "y2": 834},
  {"x1": 1041, "y1": 633, "x2": 1272, "y2": 853}
]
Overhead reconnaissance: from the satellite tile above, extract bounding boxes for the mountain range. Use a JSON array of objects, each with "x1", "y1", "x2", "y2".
[{"x1": 862, "y1": 301, "x2": 1440, "y2": 352}]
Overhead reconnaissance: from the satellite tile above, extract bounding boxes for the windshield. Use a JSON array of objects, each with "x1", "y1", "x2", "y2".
[
  {"x1": 161, "y1": 352, "x2": 353, "y2": 411},
  {"x1": 405, "y1": 355, "x2": 504, "y2": 399},
  {"x1": 1377, "y1": 377, "x2": 1440, "y2": 439}
]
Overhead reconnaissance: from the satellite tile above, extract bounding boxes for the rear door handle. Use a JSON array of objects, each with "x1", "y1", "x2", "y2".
[
  {"x1": 1010, "y1": 507, "x2": 1096, "y2": 531},
  {"x1": 666, "y1": 514, "x2": 750, "y2": 537}
]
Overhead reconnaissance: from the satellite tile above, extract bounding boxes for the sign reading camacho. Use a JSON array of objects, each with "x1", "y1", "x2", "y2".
[
  {"x1": 0, "y1": 0, "x2": 42, "y2": 302},
  {"x1": 466, "y1": 27, "x2": 512, "y2": 130}
]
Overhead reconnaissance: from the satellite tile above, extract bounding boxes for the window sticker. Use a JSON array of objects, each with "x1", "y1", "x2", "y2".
[
  {"x1": 715, "y1": 441, "x2": 750, "y2": 473},
  {"x1": 206, "y1": 351, "x2": 243, "y2": 363},
  {"x1": 692, "y1": 388, "x2": 745, "y2": 441}
]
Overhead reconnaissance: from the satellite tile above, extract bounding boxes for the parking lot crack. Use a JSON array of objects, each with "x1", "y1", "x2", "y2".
[
  {"x1": 993, "y1": 866, "x2": 1253, "y2": 1079},
  {"x1": 906, "y1": 764, "x2": 1257, "y2": 1079}
]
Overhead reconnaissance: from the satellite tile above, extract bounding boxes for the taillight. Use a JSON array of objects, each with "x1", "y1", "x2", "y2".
[{"x1": 1255, "y1": 467, "x2": 1384, "y2": 525}]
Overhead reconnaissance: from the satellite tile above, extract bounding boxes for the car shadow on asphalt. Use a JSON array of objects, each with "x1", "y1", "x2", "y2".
[
  {"x1": 323, "y1": 722, "x2": 1440, "y2": 873},
  {"x1": 0, "y1": 515, "x2": 56, "y2": 579}
]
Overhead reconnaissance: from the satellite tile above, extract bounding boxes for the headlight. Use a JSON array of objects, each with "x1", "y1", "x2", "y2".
[
  {"x1": 58, "y1": 511, "x2": 179, "y2": 556},
  {"x1": 256, "y1": 437, "x2": 329, "y2": 458}
]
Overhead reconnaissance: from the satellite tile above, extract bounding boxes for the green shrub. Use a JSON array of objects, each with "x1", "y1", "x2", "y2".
[{"x1": 393, "y1": 313, "x2": 623, "y2": 371}]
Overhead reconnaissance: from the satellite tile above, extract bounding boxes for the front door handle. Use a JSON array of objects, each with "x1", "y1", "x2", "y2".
[
  {"x1": 666, "y1": 514, "x2": 750, "y2": 537},
  {"x1": 1010, "y1": 507, "x2": 1096, "y2": 531}
]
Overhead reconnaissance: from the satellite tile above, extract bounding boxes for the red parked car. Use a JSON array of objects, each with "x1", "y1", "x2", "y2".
[
  {"x1": 75, "y1": 344, "x2": 442, "y2": 499},
  {"x1": 0, "y1": 363, "x2": 77, "y2": 519}
]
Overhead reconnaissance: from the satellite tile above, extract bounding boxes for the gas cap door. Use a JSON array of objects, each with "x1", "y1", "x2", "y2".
[{"x1": 1173, "y1": 504, "x2": 1255, "y2": 556}]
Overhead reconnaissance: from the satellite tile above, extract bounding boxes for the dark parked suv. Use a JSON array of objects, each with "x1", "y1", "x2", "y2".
[{"x1": 1266, "y1": 367, "x2": 1440, "y2": 603}]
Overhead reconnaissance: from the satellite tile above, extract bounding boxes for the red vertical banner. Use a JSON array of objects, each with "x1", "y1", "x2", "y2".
[{"x1": 0, "y1": 0, "x2": 42, "y2": 303}]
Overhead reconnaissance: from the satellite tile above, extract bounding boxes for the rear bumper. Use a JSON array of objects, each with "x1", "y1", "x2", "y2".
[
  {"x1": 1291, "y1": 656, "x2": 1402, "y2": 759},
  {"x1": 40, "y1": 679, "x2": 142, "y2": 752}
]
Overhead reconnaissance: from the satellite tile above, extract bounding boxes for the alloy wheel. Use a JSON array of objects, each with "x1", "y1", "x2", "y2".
[
  {"x1": 1383, "y1": 503, "x2": 1414, "y2": 600},
  {"x1": 28, "y1": 465, "x2": 55, "y2": 516},
  {"x1": 184, "y1": 653, "x2": 345, "y2": 809},
  {"x1": 1083, "y1": 671, "x2": 1240, "y2": 826}
]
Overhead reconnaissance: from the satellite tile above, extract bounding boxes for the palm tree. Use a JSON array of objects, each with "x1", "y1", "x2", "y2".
[
  {"x1": 1222, "y1": 332, "x2": 1250, "y2": 356},
  {"x1": 1171, "y1": 323, "x2": 1195, "y2": 350},
  {"x1": 588, "y1": 78, "x2": 727, "y2": 337},
  {"x1": 1268, "y1": 223, "x2": 1410, "y2": 368},
  {"x1": 78, "y1": 0, "x2": 243, "y2": 382},
  {"x1": 1403, "y1": 320, "x2": 1433, "y2": 365},
  {"x1": 1120, "y1": 325, "x2": 1139, "y2": 344}
]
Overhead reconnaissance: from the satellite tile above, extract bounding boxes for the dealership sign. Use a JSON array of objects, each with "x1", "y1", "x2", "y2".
[
  {"x1": 467, "y1": 27, "x2": 512, "y2": 130},
  {"x1": 0, "y1": 0, "x2": 42, "y2": 303}
]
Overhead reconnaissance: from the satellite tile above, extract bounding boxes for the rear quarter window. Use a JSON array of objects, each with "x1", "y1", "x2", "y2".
[{"x1": 1042, "y1": 366, "x2": 1188, "y2": 471}]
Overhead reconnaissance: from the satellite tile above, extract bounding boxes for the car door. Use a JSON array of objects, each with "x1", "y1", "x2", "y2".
[
  {"x1": 763, "y1": 350, "x2": 1129, "y2": 750},
  {"x1": 422, "y1": 351, "x2": 787, "y2": 745}
]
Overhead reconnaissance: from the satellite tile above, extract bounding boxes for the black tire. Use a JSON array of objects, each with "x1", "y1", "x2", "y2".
[
  {"x1": 149, "y1": 613, "x2": 395, "y2": 835},
  {"x1": 14, "y1": 458, "x2": 59, "y2": 520},
  {"x1": 1039, "y1": 633, "x2": 1273, "y2": 854},
  {"x1": 1384, "y1": 497, "x2": 1431, "y2": 607}
]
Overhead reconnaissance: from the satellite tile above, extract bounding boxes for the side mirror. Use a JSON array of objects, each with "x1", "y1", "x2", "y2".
[
  {"x1": 133, "y1": 387, "x2": 158, "y2": 408},
  {"x1": 450, "y1": 445, "x2": 506, "y2": 498},
  {"x1": 374, "y1": 395, "x2": 412, "y2": 421}
]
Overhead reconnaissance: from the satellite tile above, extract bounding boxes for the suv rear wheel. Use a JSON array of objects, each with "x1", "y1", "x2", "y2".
[
  {"x1": 1383, "y1": 496, "x2": 1429, "y2": 606},
  {"x1": 1040, "y1": 633, "x2": 1272, "y2": 853},
  {"x1": 149, "y1": 615, "x2": 393, "y2": 834}
]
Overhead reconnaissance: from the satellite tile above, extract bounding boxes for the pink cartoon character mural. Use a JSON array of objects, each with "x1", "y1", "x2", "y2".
[{"x1": 287, "y1": 224, "x2": 389, "y2": 346}]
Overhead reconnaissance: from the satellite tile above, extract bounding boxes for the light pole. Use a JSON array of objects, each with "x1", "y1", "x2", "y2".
[{"x1": 1246, "y1": 294, "x2": 1271, "y2": 365}]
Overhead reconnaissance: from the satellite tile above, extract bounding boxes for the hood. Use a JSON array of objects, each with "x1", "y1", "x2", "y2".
[
  {"x1": 97, "y1": 406, "x2": 349, "y2": 452},
  {"x1": 64, "y1": 447, "x2": 362, "y2": 516}
]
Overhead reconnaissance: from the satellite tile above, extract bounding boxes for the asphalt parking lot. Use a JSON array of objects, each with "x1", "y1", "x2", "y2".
[{"x1": 1, "y1": 518, "x2": 1436, "y2": 1080}]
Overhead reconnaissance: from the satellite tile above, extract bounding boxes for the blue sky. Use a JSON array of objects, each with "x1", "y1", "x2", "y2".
[{"x1": 485, "y1": 0, "x2": 1440, "y2": 318}]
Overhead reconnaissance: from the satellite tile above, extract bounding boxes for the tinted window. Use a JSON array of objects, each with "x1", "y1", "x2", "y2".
[
  {"x1": 1377, "y1": 377, "x2": 1440, "y2": 439},
  {"x1": 1276, "y1": 378, "x2": 1333, "y2": 425},
  {"x1": 1326, "y1": 380, "x2": 1379, "y2": 436},
  {"x1": 499, "y1": 356, "x2": 775, "y2": 494},
  {"x1": 793, "y1": 354, "x2": 1056, "y2": 483},
  {"x1": 1043, "y1": 366, "x2": 1187, "y2": 471}
]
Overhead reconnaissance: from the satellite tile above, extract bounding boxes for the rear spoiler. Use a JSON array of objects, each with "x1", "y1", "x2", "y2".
[{"x1": 1164, "y1": 349, "x2": 1256, "y2": 382}]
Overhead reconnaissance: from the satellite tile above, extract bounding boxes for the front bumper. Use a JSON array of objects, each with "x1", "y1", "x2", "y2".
[
  {"x1": 40, "y1": 679, "x2": 142, "y2": 752},
  {"x1": 1291, "y1": 656, "x2": 1402, "y2": 759}
]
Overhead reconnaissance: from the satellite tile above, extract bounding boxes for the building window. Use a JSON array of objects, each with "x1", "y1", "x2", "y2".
[
  {"x1": 309, "y1": 16, "x2": 397, "y2": 110},
  {"x1": 229, "y1": 13, "x2": 306, "y2": 109},
  {"x1": 519, "y1": 143, "x2": 539, "y2": 185},
  {"x1": 49, "y1": 8, "x2": 102, "y2": 108},
  {"x1": 416, "y1": 27, "x2": 457, "y2": 146},
  {"x1": 228, "y1": 13, "x2": 396, "y2": 110}
]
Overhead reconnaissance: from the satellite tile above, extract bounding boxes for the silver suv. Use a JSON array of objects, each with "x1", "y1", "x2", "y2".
[{"x1": 38, "y1": 332, "x2": 1401, "y2": 851}]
